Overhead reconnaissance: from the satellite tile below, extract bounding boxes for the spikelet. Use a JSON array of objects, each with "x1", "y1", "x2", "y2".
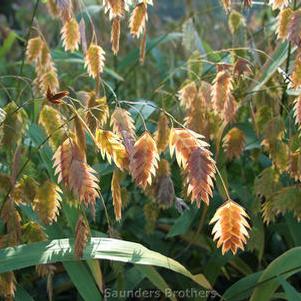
[
  {"x1": 111, "y1": 169, "x2": 122, "y2": 221},
  {"x1": 178, "y1": 81, "x2": 198, "y2": 110},
  {"x1": 223, "y1": 94, "x2": 238, "y2": 124},
  {"x1": 12, "y1": 176, "x2": 38, "y2": 205},
  {"x1": 129, "y1": 132, "x2": 159, "y2": 189},
  {"x1": 95, "y1": 129, "x2": 128, "y2": 170},
  {"x1": 287, "y1": 10, "x2": 301, "y2": 46},
  {"x1": 223, "y1": 127, "x2": 245, "y2": 160},
  {"x1": 0, "y1": 272, "x2": 16, "y2": 300},
  {"x1": 39, "y1": 69, "x2": 59, "y2": 94},
  {"x1": 85, "y1": 44, "x2": 105, "y2": 79},
  {"x1": 53, "y1": 138, "x2": 100, "y2": 207},
  {"x1": 288, "y1": 151, "x2": 301, "y2": 181},
  {"x1": 33, "y1": 181, "x2": 62, "y2": 224},
  {"x1": 47, "y1": 0, "x2": 59, "y2": 17},
  {"x1": 111, "y1": 17, "x2": 121, "y2": 55},
  {"x1": 154, "y1": 113, "x2": 170, "y2": 154},
  {"x1": 39, "y1": 104, "x2": 66, "y2": 149},
  {"x1": 169, "y1": 128, "x2": 215, "y2": 205},
  {"x1": 22, "y1": 221, "x2": 47, "y2": 243},
  {"x1": 144, "y1": 201, "x2": 160, "y2": 234},
  {"x1": 86, "y1": 94, "x2": 109, "y2": 133},
  {"x1": 221, "y1": 0, "x2": 231, "y2": 12},
  {"x1": 26, "y1": 37, "x2": 43, "y2": 62},
  {"x1": 169, "y1": 128, "x2": 209, "y2": 169},
  {"x1": 233, "y1": 58, "x2": 252, "y2": 77},
  {"x1": 293, "y1": 94, "x2": 301, "y2": 127},
  {"x1": 211, "y1": 70, "x2": 233, "y2": 114},
  {"x1": 103, "y1": 0, "x2": 127, "y2": 19},
  {"x1": 210, "y1": 200, "x2": 250, "y2": 255},
  {"x1": 129, "y1": 2, "x2": 147, "y2": 38},
  {"x1": 56, "y1": 0, "x2": 73, "y2": 22},
  {"x1": 290, "y1": 54, "x2": 301, "y2": 89},
  {"x1": 61, "y1": 18, "x2": 80, "y2": 52},
  {"x1": 75, "y1": 215, "x2": 89, "y2": 258},
  {"x1": 269, "y1": 0, "x2": 290, "y2": 10},
  {"x1": 276, "y1": 8, "x2": 293, "y2": 40},
  {"x1": 1, "y1": 198, "x2": 21, "y2": 246},
  {"x1": 140, "y1": 29, "x2": 147, "y2": 64},
  {"x1": 243, "y1": 0, "x2": 252, "y2": 7},
  {"x1": 185, "y1": 147, "x2": 215, "y2": 205},
  {"x1": 154, "y1": 159, "x2": 175, "y2": 208},
  {"x1": 111, "y1": 108, "x2": 136, "y2": 153},
  {"x1": 255, "y1": 167, "x2": 282, "y2": 199},
  {"x1": 1, "y1": 101, "x2": 27, "y2": 151},
  {"x1": 36, "y1": 264, "x2": 56, "y2": 301}
]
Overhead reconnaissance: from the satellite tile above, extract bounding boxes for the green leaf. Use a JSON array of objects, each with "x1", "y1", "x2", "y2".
[
  {"x1": 15, "y1": 285, "x2": 35, "y2": 301},
  {"x1": 278, "y1": 277, "x2": 301, "y2": 301},
  {"x1": 250, "y1": 247, "x2": 301, "y2": 301},
  {"x1": 0, "y1": 238, "x2": 211, "y2": 289},
  {"x1": 135, "y1": 265, "x2": 177, "y2": 301},
  {"x1": 64, "y1": 261, "x2": 102, "y2": 301},
  {"x1": 251, "y1": 42, "x2": 291, "y2": 93},
  {"x1": 167, "y1": 207, "x2": 198, "y2": 238},
  {"x1": 223, "y1": 272, "x2": 262, "y2": 301},
  {"x1": 0, "y1": 31, "x2": 17, "y2": 58}
]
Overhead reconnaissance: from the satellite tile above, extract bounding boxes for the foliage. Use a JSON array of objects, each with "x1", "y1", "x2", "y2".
[{"x1": 1, "y1": 0, "x2": 301, "y2": 300}]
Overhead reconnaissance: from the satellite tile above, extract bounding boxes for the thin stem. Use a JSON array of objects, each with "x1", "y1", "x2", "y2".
[
  {"x1": 16, "y1": 0, "x2": 40, "y2": 101},
  {"x1": 215, "y1": 165, "x2": 231, "y2": 201}
]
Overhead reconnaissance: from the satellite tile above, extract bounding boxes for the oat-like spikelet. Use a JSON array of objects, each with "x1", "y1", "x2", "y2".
[
  {"x1": 84, "y1": 43, "x2": 105, "y2": 79},
  {"x1": 111, "y1": 108, "x2": 136, "y2": 153},
  {"x1": 47, "y1": 0, "x2": 59, "y2": 17},
  {"x1": 39, "y1": 69, "x2": 59, "y2": 94},
  {"x1": 26, "y1": 37, "x2": 43, "y2": 62},
  {"x1": 212, "y1": 70, "x2": 233, "y2": 114},
  {"x1": 178, "y1": 81, "x2": 198, "y2": 110},
  {"x1": 39, "y1": 104, "x2": 66, "y2": 149},
  {"x1": 0, "y1": 272, "x2": 16, "y2": 300},
  {"x1": 293, "y1": 94, "x2": 301, "y2": 127},
  {"x1": 287, "y1": 10, "x2": 301, "y2": 46},
  {"x1": 169, "y1": 128, "x2": 209, "y2": 169},
  {"x1": 154, "y1": 113, "x2": 170, "y2": 154},
  {"x1": 53, "y1": 138, "x2": 100, "y2": 207},
  {"x1": 129, "y1": 2, "x2": 147, "y2": 38},
  {"x1": 111, "y1": 169, "x2": 122, "y2": 221},
  {"x1": 140, "y1": 29, "x2": 147, "y2": 64},
  {"x1": 86, "y1": 94, "x2": 109, "y2": 133},
  {"x1": 221, "y1": 0, "x2": 231, "y2": 11},
  {"x1": 56, "y1": 0, "x2": 73, "y2": 22},
  {"x1": 269, "y1": 0, "x2": 290, "y2": 10},
  {"x1": 111, "y1": 17, "x2": 121, "y2": 55},
  {"x1": 210, "y1": 200, "x2": 250, "y2": 255},
  {"x1": 169, "y1": 128, "x2": 215, "y2": 205},
  {"x1": 33, "y1": 181, "x2": 62, "y2": 225},
  {"x1": 75, "y1": 215, "x2": 89, "y2": 258},
  {"x1": 95, "y1": 129, "x2": 128, "y2": 170},
  {"x1": 36, "y1": 264, "x2": 56, "y2": 301},
  {"x1": 223, "y1": 94, "x2": 238, "y2": 124},
  {"x1": 61, "y1": 18, "x2": 80, "y2": 52},
  {"x1": 22, "y1": 221, "x2": 47, "y2": 243},
  {"x1": 103, "y1": 0, "x2": 127, "y2": 19},
  {"x1": 1, "y1": 101, "x2": 27, "y2": 150},
  {"x1": 290, "y1": 54, "x2": 301, "y2": 89},
  {"x1": 223, "y1": 127, "x2": 245, "y2": 160},
  {"x1": 277, "y1": 8, "x2": 293, "y2": 40},
  {"x1": 185, "y1": 147, "x2": 215, "y2": 206},
  {"x1": 154, "y1": 159, "x2": 175, "y2": 208},
  {"x1": 12, "y1": 176, "x2": 38, "y2": 205},
  {"x1": 129, "y1": 132, "x2": 159, "y2": 189},
  {"x1": 288, "y1": 151, "x2": 301, "y2": 181}
]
